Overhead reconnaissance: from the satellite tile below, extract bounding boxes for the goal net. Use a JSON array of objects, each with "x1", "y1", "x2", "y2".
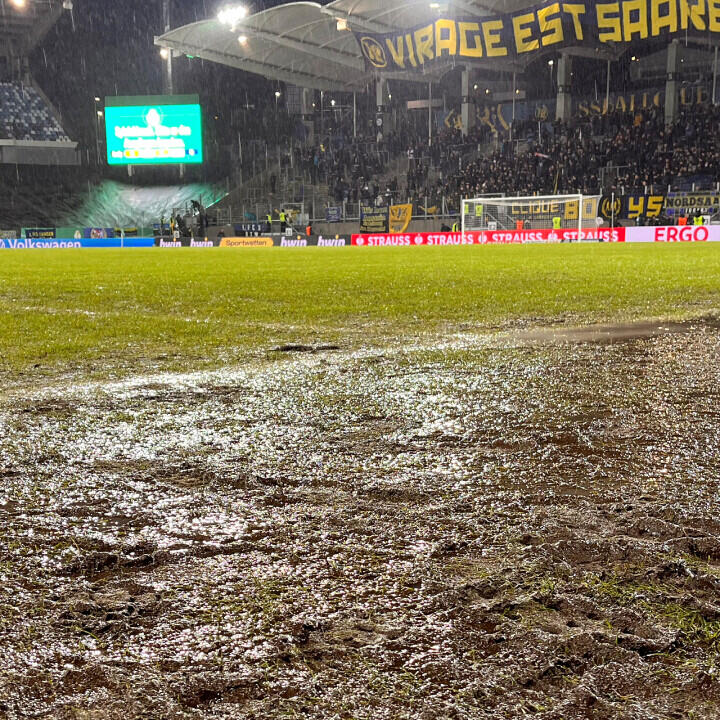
[{"x1": 461, "y1": 194, "x2": 601, "y2": 242}]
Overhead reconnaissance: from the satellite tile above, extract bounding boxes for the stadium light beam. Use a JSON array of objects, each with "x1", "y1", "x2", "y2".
[{"x1": 10, "y1": 0, "x2": 27, "y2": 9}]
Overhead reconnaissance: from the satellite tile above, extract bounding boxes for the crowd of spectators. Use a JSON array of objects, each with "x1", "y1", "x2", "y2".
[
  {"x1": 382, "y1": 104, "x2": 720, "y2": 213},
  {"x1": 280, "y1": 114, "x2": 490, "y2": 209},
  {"x1": 277, "y1": 101, "x2": 720, "y2": 216},
  {"x1": 263, "y1": 102, "x2": 720, "y2": 215}
]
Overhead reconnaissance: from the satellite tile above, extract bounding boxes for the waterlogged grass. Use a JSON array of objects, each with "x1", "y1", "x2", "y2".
[
  {"x1": 1, "y1": 243, "x2": 720, "y2": 379},
  {"x1": 588, "y1": 569, "x2": 720, "y2": 653}
]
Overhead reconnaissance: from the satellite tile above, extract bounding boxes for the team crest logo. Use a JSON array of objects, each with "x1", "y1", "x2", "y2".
[
  {"x1": 389, "y1": 204, "x2": 413, "y2": 234},
  {"x1": 600, "y1": 196, "x2": 622, "y2": 219},
  {"x1": 361, "y1": 37, "x2": 387, "y2": 68}
]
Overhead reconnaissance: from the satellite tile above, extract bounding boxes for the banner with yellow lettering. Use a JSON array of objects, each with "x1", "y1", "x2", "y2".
[
  {"x1": 599, "y1": 194, "x2": 666, "y2": 219},
  {"x1": 389, "y1": 204, "x2": 413, "y2": 233},
  {"x1": 356, "y1": 0, "x2": 720, "y2": 72}
]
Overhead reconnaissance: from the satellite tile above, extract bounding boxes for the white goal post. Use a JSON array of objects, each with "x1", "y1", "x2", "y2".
[{"x1": 461, "y1": 194, "x2": 602, "y2": 242}]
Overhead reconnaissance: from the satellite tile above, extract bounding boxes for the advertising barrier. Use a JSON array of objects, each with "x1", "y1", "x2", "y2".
[
  {"x1": 155, "y1": 237, "x2": 216, "y2": 247},
  {"x1": 352, "y1": 227, "x2": 625, "y2": 246},
  {"x1": 219, "y1": 237, "x2": 274, "y2": 248},
  {"x1": 3, "y1": 227, "x2": 715, "y2": 250},
  {"x1": 624, "y1": 225, "x2": 720, "y2": 242},
  {"x1": 277, "y1": 235, "x2": 350, "y2": 247},
  {"x1": 0, "y1": 237, "x2": 155, "y2": 249}
]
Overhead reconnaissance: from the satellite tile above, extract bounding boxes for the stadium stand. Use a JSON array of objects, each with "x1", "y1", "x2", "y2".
[
  {"x1": 257, "y1": 103, "x2": 720, "y2": 220},
  {"x1": 0, "y1": 82, "x2": 70, "y2": 141}
]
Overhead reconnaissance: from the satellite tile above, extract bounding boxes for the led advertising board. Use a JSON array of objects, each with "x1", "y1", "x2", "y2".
[{"x1": 105, "y1": 95, "x2": 203, "y2": 165}]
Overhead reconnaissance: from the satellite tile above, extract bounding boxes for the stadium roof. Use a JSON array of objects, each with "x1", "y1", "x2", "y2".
[
  {"x1": 0, "y1": 0, "x2": 65, "y2": 53},
  {"x1": 156, "y1": 0, "x2": 618, "y2": 93}
]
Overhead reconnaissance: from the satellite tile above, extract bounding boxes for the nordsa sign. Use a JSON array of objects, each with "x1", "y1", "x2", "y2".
[{"x1": 356, "y1": 0, "x2": 720, "y2": 71}]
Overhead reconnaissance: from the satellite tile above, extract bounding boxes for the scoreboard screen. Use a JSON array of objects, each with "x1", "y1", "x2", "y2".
[{"x1": 105, "y1": 95, "x2": 203, "y2": 165}]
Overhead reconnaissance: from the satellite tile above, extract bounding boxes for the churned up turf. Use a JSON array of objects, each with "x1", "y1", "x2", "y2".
[
  {"x1": 1, "y1": 243, "x2": 719, "y2": 382},
  {"x1": 2, "y1": 244, "x2": 720, "y2": 719}
]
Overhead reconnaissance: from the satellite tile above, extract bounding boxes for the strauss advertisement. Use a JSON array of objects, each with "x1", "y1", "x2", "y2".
[{"x1": 352, "y1": 228, "x2": 625, "y2": 246}]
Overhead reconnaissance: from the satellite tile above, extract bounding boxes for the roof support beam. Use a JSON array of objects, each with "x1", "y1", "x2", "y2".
[
  {"x1": 155, "y1": 36, "x2": 366, "y2": 92},
  {"x1": 245, "y1": 29, "x2": 365, "y2": 71},
  {"x1": 320, "y1": 7, "x2": 391, "y2": 34},
  {"x1": 22, "y1": 1, "x2": 65, "y2": 53}
]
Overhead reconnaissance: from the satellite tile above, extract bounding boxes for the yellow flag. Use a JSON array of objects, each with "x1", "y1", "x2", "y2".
[{"x1": 389, "y1": 204, "x2": 413, "y2": 234}]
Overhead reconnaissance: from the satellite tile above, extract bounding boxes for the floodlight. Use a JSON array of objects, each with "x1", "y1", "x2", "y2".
[
  {"x1": 238, "y1": 35, "x2": 248, "y2": 45},
  {"x1": 10, "y1": 0, "x2": 27, "y2": 9},
  {"x1": 160, "y1": 48, "x2": 169, "y2": 59},
  {"x1": 218, "y1": 5, "x2": 248, "y2": 27}
]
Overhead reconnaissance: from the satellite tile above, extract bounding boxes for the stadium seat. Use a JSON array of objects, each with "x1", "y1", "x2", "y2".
[{"x1": 0, "y1": 82, "x2": 70, "y2": 142}]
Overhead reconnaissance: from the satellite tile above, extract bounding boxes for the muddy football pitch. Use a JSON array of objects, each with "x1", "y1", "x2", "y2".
[{"x1": 2, "y1": 244, "x2": 720, "y2": 719}]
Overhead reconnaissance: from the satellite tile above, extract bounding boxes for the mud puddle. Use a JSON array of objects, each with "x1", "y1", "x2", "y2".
[
  {"x1": 2, "y1": 323, "x2": 720, "y2": 718},
  {"x1": 506, "y1": 314, "x2": 720, "y2": 346}
]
